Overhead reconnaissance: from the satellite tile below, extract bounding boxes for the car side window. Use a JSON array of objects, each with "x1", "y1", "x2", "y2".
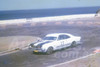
[
  {"x1": 58, "y1": 35, "x2": 70, "y2": 40},
  {"x1": 58, "y1": 35, "x2": 64, "y2": 40},
  {"x1": 63, "y1": 35, "x2": 70, "y2": 39}
]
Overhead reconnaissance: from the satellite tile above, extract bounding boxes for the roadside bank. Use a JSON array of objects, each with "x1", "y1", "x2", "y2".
[{"x1": 0, "y1": 36, "x2": 40, "y2": 56}]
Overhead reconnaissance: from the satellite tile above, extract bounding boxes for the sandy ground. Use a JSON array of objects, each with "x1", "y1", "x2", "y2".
[{"x1": 0, "y1": 36, "x2": 40, "y2": 52}]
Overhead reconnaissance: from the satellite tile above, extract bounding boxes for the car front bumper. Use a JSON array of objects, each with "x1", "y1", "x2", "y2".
[{"x1": 33, "y1": 48, "x2": 46, "y2": 53}]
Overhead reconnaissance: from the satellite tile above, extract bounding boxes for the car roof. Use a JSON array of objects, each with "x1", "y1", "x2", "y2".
[{"x1": 46, "y1": 33, "x2": 72, "y2": 37}]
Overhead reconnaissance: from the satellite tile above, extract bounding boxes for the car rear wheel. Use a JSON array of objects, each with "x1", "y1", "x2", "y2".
[
  {"x1": 46, "y1": 47, "x2": 53, "y2": 55},
  {"x1": 71, "y1": 41, "x2": 76, "y2": 47}
]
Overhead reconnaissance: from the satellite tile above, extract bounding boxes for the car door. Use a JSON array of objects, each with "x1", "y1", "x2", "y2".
[
  {"x1": 56, "y1": 35, "x2": 65, "y2": 49},
  {"x1": 63, "y1": 35, "x2": 72, "y2": 47}
]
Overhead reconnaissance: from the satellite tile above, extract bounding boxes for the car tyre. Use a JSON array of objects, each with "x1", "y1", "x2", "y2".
[
  {"x1": 46, "y1": 47, "x2": 53, "y2": 55},
  {"x1": 71, "y1": 41, "x2": 76, "y2": 47}
]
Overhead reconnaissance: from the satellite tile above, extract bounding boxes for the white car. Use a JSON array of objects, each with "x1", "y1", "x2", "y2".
[{"x1": 29, "y1": 33, "x2": 81, "y2": 54}]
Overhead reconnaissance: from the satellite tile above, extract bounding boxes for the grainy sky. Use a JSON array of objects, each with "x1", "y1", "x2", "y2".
[{"x1": 0, "y1": 0, "x2": 100, "y2": 11}]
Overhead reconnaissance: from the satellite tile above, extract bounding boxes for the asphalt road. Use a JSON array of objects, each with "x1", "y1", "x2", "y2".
[{"x1": 0, "y1": 18, "x2": 100, "y2": 67}]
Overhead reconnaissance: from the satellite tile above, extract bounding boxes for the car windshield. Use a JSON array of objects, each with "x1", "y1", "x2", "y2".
[{"x1": 43, "y1": 37, "x2": 57, "y2": 40}]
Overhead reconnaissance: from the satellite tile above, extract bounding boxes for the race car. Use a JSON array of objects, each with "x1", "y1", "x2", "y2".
[{"x1": 29, "y1": 33, "x2": 81, "y2": 54}]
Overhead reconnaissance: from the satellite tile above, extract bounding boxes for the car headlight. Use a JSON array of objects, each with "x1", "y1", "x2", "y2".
[
  {"x1": 29, "y1": 43, "x2": 34, "y2": 47},
  {"x1": 35, "y1": 45, "x2": 41, "y2": 48}
]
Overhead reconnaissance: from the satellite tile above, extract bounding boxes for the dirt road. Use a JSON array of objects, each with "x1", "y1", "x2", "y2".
[{"x1": 0, "y1": 17, "x2": 100, "y2": 67}]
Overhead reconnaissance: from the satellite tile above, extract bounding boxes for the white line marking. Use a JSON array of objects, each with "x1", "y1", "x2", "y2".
[{"x1": 48, "y1": 53, "x2": 96, "y2": 67}]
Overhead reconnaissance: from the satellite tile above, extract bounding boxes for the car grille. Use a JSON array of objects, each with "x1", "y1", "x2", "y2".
[{"x1": 34, "y1": 45, "x2": 41, "y2": 49}]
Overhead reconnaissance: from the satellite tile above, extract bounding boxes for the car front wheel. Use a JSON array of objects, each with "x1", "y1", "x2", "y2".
[{"x1": 46, "y1": 47, "x2": 53, "y2": 55}]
